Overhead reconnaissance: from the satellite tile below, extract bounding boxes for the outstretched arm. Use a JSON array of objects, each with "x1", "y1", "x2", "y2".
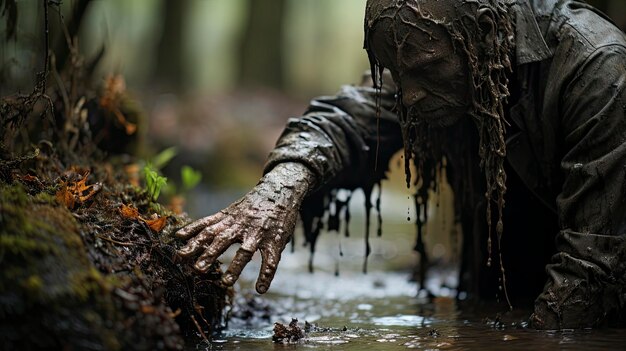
[{"x1": 176, "y1": 71, "x2": 401, "y2": 293}]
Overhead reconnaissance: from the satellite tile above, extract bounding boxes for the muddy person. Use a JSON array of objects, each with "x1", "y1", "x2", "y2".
[{"x1": 177, "y1": 0, "x2": 626, "y2": 329}]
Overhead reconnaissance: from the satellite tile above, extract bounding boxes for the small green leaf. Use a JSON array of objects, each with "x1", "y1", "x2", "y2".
[
  {"x1": 181, "y1": 166, "x2": 202, "y2": 191},
  {"x1": 143, "y1": 163, "x2": 168, "y2": 201},
  {"x1": 152, "y1": 147, "x2": 177, "y2": 170}
]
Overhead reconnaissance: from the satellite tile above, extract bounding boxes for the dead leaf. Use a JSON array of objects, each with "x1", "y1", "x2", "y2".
[
  {"x1": 100, "y1": 74, "x2": 137, "y2": 135},
  {"x1": 56, "y1": 184, "x2": 75, "y2": 209},
  {"x1": 57, "y1": 171, "x2": 102, "y2": 209},
  {"x1": 119, "y1": 204, "x2": 140, "y2": 219},
  {"x1": 19, "y1": 174, "x2": 39, "y2": 182},
  {"x1": 71, "y1": 174, "x2": 102, "y2": 203},
  {"x1": 140, "y1": 305, "x2": 156, "y2": 314},
  {"x1": 144, "y1": 215, "x2": 168, "y2": 233},
  {"x1": 168, "y1": 308, "x2": 182, "y2": 318},
  {"x1": 17, "y1": 174, "x2": 44, "y2": 190},
  {"x1": 119, "y1": 204, "x2": 168, "y2": 233}
]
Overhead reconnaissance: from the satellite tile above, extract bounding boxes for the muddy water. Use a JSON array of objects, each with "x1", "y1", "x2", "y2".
[
  {"x1": 188, "y1": 189, "x2": 626, "y2": 350},
  {"x1": 208, "y1": 267, "x2": 625, "y2": 350}
]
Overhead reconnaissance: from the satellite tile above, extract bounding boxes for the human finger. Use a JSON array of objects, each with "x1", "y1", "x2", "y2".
[
  {"x1": 175, "y1": 211, "x2": 226, "y2": 239},
  {"x1": 177, "y1": 217, "x2": 233, "y2": 257},
  {"x1": 255, "y1": 247, "x2": 281, "y2": 294},
  {"x1": 177, "y1": 233, "x2": 212, "y2": 257},
  {"x1": 193, "y1": 233, "x2": 238, "y2": 273},
  {"x1": 221, "y1": 247, "x2": 255, "y2": 287}
]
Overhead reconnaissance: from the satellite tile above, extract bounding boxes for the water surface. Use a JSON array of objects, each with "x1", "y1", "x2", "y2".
[{"x1": 190, "y1": 189, "x2": 625, "y2": 350}]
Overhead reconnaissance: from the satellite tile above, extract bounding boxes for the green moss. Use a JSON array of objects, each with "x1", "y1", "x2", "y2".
[
  {"x1": 1, "y1": 184, "x2": 84, "y2": 294},
  {"x1": 20, "y1": 275, "x2": 43, "y2": 297},
  {"x1": 0, "y1": 183, "x2": 124, "y2": 350},
  {"x1": 0, "y1": 182, "x2": 30, "y2": 206},
  {"x1": 69, "y1": 267, "x2": 110, "y2": 302},
  {"x1": 0, "y1": 235, "x2": 57, "y2": 255},
  {"x1": 33, "y1": 190, "x2": 57, "y2": 203},
  {"x1": 0, "y1": 178, "x2": 227, "y2": 349},
  {"x1": 0, "y1": 184, "x2": 84, "y2": 264}
]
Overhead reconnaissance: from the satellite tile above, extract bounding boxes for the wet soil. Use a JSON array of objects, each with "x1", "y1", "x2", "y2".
[
  {"x1": 0, "y1": 159, "x2": 229, "y2": 349},
  {"x1": 1, "y1": 68, "x2": 229, "y2": 349}
]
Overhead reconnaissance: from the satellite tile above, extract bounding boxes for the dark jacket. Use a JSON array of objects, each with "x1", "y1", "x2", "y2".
[{"x1": 265, "y1": 0, "x2": 626, "y2": 328}]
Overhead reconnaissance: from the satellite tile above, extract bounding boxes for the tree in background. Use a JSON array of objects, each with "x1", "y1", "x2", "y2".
[
  {"x1": 237, "y1": 0, "x2": 286, "y2": 90},
  {"x1": 52, "y1": 0, "x2": 93, "y2": 72},
  {"x1": 154, "y1": 1, "x2": 188, "y2": 92}
]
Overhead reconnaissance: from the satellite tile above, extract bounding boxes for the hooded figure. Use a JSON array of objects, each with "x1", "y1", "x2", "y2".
[{"x1": 177, "y1": 0, "x2": 626, "y2": 329}]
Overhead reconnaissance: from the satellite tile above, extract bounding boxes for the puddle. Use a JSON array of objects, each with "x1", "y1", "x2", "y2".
[{"x1": 187, "y1": 189, "x2": 626, "y2": 350}]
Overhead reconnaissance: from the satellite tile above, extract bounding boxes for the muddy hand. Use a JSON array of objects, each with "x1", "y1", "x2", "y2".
[{"x1": 176, "y1": 162, "x2": 315, "y2": 294}]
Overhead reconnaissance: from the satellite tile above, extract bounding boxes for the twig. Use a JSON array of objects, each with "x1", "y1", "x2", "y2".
[
  {"x1": 96, "y1": 234, "x2": 136, "y2": 247},
  {"x1": 190, "y1": 315, "x2": 209, "y2": 342},
  {"x1": 195, "y1": 304, "x2": 213, "y2": 334},
  {"x1": 52, "y1": 0, "x2": 92, "y2": 71},
  {"x1": 41, "y1": 0, "x2": 49, "y2": 92},
  {"x1": 50, "y1": 54, "x2": 70, "y2": 118},
  {"x1": 38, "y1": 0, "x2": 56, "y2": 127}
]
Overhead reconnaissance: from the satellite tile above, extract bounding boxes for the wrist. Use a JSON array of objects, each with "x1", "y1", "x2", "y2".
[{"x1": 260, "y1": 162, "x2": 316, "y2": 199}]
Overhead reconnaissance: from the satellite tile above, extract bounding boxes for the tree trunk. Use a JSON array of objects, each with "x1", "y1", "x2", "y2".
[
  {"x1": 237, "y1": 0, "x2": 286, "y2": 90},
  {"x1": 154, "y1": 0, "x2": 187, "y2": 92}
]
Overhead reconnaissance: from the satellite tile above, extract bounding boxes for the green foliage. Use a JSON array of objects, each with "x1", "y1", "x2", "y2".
[
  {"x1": 142, "y1": 147, "x2": 202, "y2": 200},
  {"x1": 141, "y1": 147, "x2": 177, "y2": 201},
  {"x1": 152, "y1": 146, "x2": 177, "y2": 170},
  {"x1": 181, "y1": 165, "x2": 202, "y2": 192},
  {"x1": 143, "y1": 163, "x2": 168, "y2": 201}
]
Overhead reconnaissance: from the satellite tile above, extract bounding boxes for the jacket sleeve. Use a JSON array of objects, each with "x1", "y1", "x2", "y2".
[
  {"x1": 532, "y1": 45, "x2": 626, "y2": 329},
  {"x1": 263, "y1": 71, "x2": 403, "y2": 191}
]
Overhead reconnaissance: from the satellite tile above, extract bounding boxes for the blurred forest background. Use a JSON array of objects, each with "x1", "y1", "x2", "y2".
[
  {"x1": 1, "y1": 0, "x2": 373, "y2": 217},
  {"x1": 1, "y1": 0, "x2": 625, "y2": 218}
]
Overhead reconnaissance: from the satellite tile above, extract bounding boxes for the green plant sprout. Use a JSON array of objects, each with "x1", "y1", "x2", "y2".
[
  {"x1": 152, "y1": 146, "x2": 177, "y2": 170},
  {"x1": 181, "y1": 165, "x2": 202, "y2": 192},
  {"x1": 144, "y1": 162, "x2": 168, "y2": 201},
  {"x1": 142, "y1": 147, "x2": 202, "y2": 201}
]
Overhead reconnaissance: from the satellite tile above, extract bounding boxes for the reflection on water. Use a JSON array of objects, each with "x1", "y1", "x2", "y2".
[
  {"x1": 198, "y1": 250, "x2": 625, "y2": 350},
  {"x1": 206, "y1": 287, "x2": 626, "y2": 351},
  {"x1": 371, "y1": 315, "x2": 432, "y2": 327},
  {"x1": 187, "y1": 188, "x2": 625, "y2": 350},
  {"x1": 205, "y1": 286, "x2": 626, "y2": 351}
]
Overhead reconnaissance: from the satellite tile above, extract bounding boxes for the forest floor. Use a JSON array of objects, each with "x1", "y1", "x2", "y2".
[{"x1": 0, "y1": 53, "x2": 230, "y2": 350}]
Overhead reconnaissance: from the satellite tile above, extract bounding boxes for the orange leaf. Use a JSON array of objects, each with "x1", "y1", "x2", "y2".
[
  {"x1": 168, "y1": 308, "x2": 182, "y2": 318},
  {"x1": 73, "y1": 177, "x2": 88, "y2": 192},
  {"x1": 100, "y1": 75, "x2": 136, "y2": 135},
  {"x1": 55, "y1": 184, "x2": 75, "y2": 209},
  {"x1": 66, "y1": 172, "x2": 101, "y2": 204},
  {"x1": 140, "y1": 305, "x2": 156, "y2": 314},
  {"x1": 119, "y1": 204, "x2": 140, "y2": 219},
  {"x1": 113, "y1": 110, "x2": 137, "y2": 136},
  {"x1": 120, "y1": 204, "x2": 168, "y2": 233},
  {"x1": 77, "y1": 183, "x2": 102, "y2": 203},
  {"x1": 20, "y1": 175, "x2": 39, "y2": 182},
  {"x1": 144, "y1": 215, "x2": 168, "y2": 233}
]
